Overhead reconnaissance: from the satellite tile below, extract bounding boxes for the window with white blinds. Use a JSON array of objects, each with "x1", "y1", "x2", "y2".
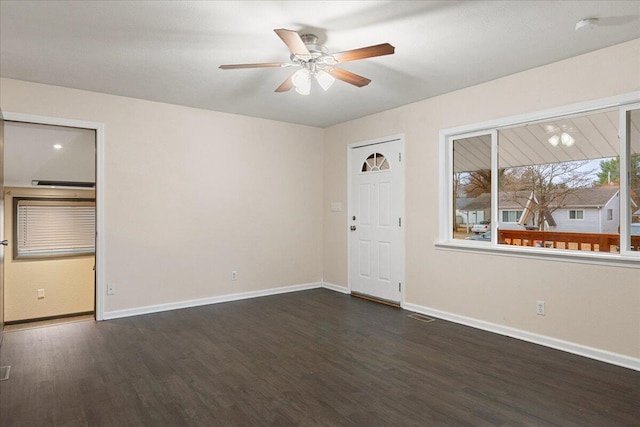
[{"x1": 15, "y1": 198, "x2": 96, "y2": 258}]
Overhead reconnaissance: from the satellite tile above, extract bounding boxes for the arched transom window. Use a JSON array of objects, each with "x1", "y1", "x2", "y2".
[{"x1": 361, "y1": 153, "x2": 390, "y2": 172}]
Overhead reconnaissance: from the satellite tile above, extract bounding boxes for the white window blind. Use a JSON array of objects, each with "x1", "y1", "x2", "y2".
[{"x1": 16, "y1": 199, "x2": 95, "y2": 258}]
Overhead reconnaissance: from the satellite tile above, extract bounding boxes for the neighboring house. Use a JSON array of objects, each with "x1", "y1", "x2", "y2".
[
  {"x1": 455, "y1": 197, "x2": 474, "y2": 226},
  {"x1": 457, "y1": 193, "x2": 490, "y2": 226},
  {"x1": 463, "y1": 186, "x2": 635, "y2": 233},
  {"x1": 546, "y1": 186, "x2": 622, "y2": 233}
]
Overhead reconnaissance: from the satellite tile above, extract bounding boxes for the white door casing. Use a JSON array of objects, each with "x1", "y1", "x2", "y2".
[
  {"x1": 0, "y1": 116, "x2": 5, "y2": 343},
  {"x1": 1, "y1": 112, "x2": 105, "y2": 320},
  {"x1": 348, "y1": 137, "x2": 404, "y2": 304}
]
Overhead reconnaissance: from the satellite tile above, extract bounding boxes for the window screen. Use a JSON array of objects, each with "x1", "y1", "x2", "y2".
[{"x1": 15, "y1": 198, "x2": 96, "y2": 258}]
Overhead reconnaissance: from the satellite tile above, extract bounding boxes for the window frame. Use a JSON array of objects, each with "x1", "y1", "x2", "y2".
[
  {"x1": 568, "y1": 210, "x2": 584, "y2": 220},
  {"x1": 501, "y1": 210, "x2": 523, "y2": 223},
  {"x1": 13, "y1": 197, "x2": 96, "y2": 260},
  {"x1": 437, "y1": 92, "x2": 640, "y2": 267}
]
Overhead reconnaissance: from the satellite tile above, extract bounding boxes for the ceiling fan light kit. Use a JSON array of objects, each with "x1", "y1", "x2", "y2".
[
  {"x1": 315, "y1": 70, "x2": 335, "y2": 91},
  {"x1": 560, "y1": 132, "x2": 575, "y2": 147},
  {"x1": 219, "y1": 29, "x2": 395, "y2": 95},
  {"x1": 292, "y1": 68, "x2": 312, "y2": 95},
  {"x1": 547, "y1": 132, "x2": 575, "y2": 147}
]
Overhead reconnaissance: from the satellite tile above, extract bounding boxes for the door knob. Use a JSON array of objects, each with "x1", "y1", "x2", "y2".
[
  {"x1": 350, "y1": 226, "x2": 356, "y2": 231},
  {"x1": 0, "y1": 240, "x2": 8, "y2": 246}
]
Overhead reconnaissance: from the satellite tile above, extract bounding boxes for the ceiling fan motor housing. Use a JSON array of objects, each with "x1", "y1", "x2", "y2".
[{"x1": 292, "y1": 34, "x2": 337, "y2": 66}]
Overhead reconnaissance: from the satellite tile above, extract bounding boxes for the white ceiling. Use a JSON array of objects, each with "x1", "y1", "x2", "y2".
[
  {"x1": 4, "y1": 121, "x2": 95, "y2": 187},
  {"x1": 1, "y1": 1, "x2": 639, "y2": 128}
]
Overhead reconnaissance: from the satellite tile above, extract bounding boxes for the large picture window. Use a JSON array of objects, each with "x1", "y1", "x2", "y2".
[
  {"x1": 14, "y1": 198, "x2": 96, "y2": 259},
  {"x1": 441, "y1": 95, "x2": 640, "y2": 262}
]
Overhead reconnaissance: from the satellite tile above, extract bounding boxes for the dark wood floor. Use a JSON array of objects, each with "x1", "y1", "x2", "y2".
[{"x1": 1, "y1": 289, "x2": 638, "y2": 426}]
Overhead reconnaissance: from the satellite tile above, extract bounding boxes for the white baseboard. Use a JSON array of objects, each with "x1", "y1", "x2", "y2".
[
  {"x1": 103, "y1": 282, "x2": 322, "y2": 320},
  {"x1": 321, "y1": 282, "x2": 350, "y2": 294},
  {"x1": 403, "y1": 303, "x2": 640, "y2": 372}
]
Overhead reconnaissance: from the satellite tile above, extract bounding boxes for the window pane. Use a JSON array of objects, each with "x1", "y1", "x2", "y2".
[
  {"x1": 16, "y1": 199, "x2": 96, "y2": 258},
  {"x1": 453, "y1": 134, "x2": 492, "y2": 241},
  {"x1": 497, "y1": 109, "x2": 620, "y2": 252},
  {"x1": 362, "y1": 153, "x2": 389, "y2": 172},
  {"x1": 627, "y1": 108, "x2": 640, "y2": 252},
  {"x1": 502, "y1": 210, "x2": 523, "y2": 223}
]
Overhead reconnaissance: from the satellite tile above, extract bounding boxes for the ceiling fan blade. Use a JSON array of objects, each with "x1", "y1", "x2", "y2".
[
  {"x1": 333, "y1": 43, "x2": 395, "y2": 63},
  {"x1": 219, "y1": 62, "x2": 290, "y2": 70},
  {"x1": 274, "y1": 29, "x2": 311, "y2": 59},
  {"x1": 275, "y1": 74, "x2": 294, "y2": 93},
  {"x1": 328, "y1": 68, "x2": 371, "y2": 87}
]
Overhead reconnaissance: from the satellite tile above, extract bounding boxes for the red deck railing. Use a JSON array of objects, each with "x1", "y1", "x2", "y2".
[{"x1": 498, "y1": 230, "x2": 640, "y2": 253}]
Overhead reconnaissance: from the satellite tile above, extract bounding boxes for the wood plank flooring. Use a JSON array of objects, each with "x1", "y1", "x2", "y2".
[
  {"x1": 3, "y1": 314, "x2": 95, "y2": 332},
  {"x1": 1, "y1": 289, "x2": 638, "y2": 426}
]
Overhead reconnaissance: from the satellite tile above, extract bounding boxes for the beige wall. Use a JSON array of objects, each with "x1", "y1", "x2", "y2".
[
  {"x1": 0, "y1": 79, "x2": 325, "y2": 313},
  {"x1": 323, "y1": 39, "x2": 640, "y2": 358},
  {"x1": 3, "y1": 187, "x2": 95, "y2": 321},
  {"x1": 1, "y1": 40, "x2": 638, "y2": 360}
]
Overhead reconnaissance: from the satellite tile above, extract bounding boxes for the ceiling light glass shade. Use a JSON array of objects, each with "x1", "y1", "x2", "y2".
[
  {"x1": 315, "y1": 70, "x2": 335, "y2": 91},
  {"x1": 560, "y1": 132, "x2": 575, "y2": 147},
  {"x1": 548, "y1": 134, "x2": 560, "y2": 147},
  {"x1": 292, "y1": 68, "x2": 311, "y2": 95}
]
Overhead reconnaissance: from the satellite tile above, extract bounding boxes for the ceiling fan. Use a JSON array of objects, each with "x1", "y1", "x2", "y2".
[{"x1": 219, "y1": 29, "x2": 395, "y2": 95}]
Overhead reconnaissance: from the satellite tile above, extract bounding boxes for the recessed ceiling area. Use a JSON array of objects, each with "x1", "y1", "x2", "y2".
[
  {"x1": 3, "y1": 121, "x2": 96, "y2": 187},
  {"x1": 1, "y1": 1, "x2": 639, "y2": 127}
]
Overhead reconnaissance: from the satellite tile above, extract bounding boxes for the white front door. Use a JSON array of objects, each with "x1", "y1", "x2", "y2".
[{"x1": 349, "y1": 138, "x2": 404, "y2": 304}]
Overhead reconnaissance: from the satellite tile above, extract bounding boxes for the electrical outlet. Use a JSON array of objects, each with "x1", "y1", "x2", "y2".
[
  {"x1": 107, "y1": 283, "x2": 116, "y2": 295},
  {"x1": 231, "y1": 271, "x2": 238, "y2": 281},
  {"x1": 37, "y1": 289, "x2": 45, "y2": 299},
  {"x1": 536, "y1": 300, "x2": 545, "y2": 316}
]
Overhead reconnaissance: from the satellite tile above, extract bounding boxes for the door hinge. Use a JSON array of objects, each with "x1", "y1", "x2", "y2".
[
  {"x1": 399, "y1": 282, "x2": 402, "y2": 292},
  {"x1": 399, "y1": 217, "x2": 402, "y2": 227},
  {"x1": 399, "y1": 152, "x2": 402, "y2": 162}
]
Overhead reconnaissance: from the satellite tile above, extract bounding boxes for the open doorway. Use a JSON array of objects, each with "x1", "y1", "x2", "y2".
[{"x1": 2, "y1": 121, "x2": 96, "y2": 326}]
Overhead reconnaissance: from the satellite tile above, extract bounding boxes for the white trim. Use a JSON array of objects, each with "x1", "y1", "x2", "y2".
[
  {"x1": 435, "y1": 241, "x2": 640, "y2": 269},
  {"x1": 1, "y1": 112, "x2": 106, "y2": 320},
  {"x1": 103, "y1": 282, "x2": 322, "y2": 320},
  {"x1": 347, "y1": 134, "x2": 406, "y2": 305},
  {"x1": 321, "y1": 282, "x2": 350, "y2": 294},
  {"x1": 347, "y1": 134, "x2": 403, "y2": 149},
  {"x1": 619, "y1": 102, "x2": 640, "y2": 255},
  {"x1": 404, "y1": 302, "x2": 640, "y2": 371},
  {"x1": 490, "y1": 129, "x2": 498, "y2": 244}
]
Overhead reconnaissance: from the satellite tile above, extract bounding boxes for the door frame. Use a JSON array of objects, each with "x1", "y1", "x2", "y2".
[
  {"x1": 347, "y1": 134, "x2": 406, "y2": 306},
  {"x1": 2, "y1": 112, "x2": 105, "y2": 321}
]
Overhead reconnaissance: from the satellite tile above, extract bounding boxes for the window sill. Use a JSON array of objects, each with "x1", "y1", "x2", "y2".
[
  {"x1": 15, "y1": 252, "x2": 96, "y2": 261},
  {"x1": 434, "y1": 241, "x2": 640, "y2": 269}
]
